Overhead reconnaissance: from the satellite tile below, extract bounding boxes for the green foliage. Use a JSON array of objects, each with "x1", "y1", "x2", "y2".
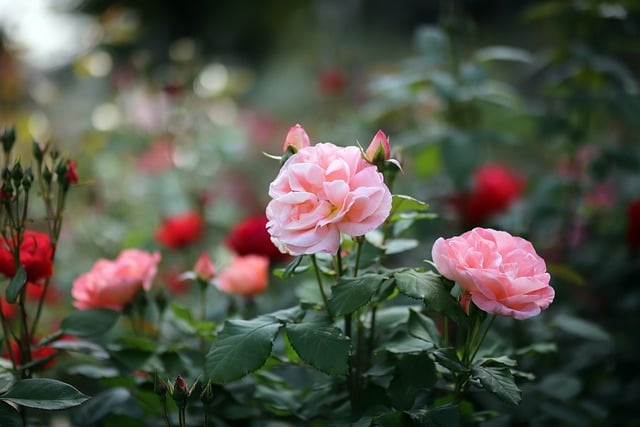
[
  {"x1": 61, "y1": 308, "x2": 120, "y2": 337},
  {"x1": 0, "y1": 379, "x2": 89, "y2": 410}
]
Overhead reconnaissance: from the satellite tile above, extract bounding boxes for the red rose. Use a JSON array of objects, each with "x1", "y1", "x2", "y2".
[
  {"x1": 66, "y1": 159, "x2": 79, "y2": 185},
  {"x1": 318, "y1": 67, "x2": 347, "y2": 95},
  {"x1": 3, "y1": 340, "x2": 58, "y2": 371},
  {"x1": 1, "y1": 298, "x2": 17, "y2": 319},
  {"x1": 225, "y1": 216, "x2": 288, "y2": 262},
  {"x1": 450, "y1": 164, "x2": 524, "y2": 226},
  {"x1": 628, "y1": 200, "x2": 640, "y2": 252},
  {"x1": 0, "y1": 230, "x2": 54, "y2": 282},
  {"x1": 155, "y1": 211, "x2": 204, "y2": 249}
]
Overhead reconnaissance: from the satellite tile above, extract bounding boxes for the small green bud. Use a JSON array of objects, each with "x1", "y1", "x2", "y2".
[
  {"x1": 32, "y1": 141, "x2": 45, "y2": 164},
  {"x1": 1, "y1": 127, "x2": 16, "y2": 154},
  {"x1": 11, "y1": 162, "x2": 23, "y2": 186},
  {"x1": 42, "y1": 166, "x2": 53, "y2": 184},
  {"x1": 170, "y1": 375, "x2": 188, "y2": 408}
]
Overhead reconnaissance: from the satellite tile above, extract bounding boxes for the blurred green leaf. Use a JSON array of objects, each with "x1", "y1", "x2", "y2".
[
  {"x1": 474, "y1": 46, "x2": 534, "y2": 64},
  {"x1": 472, "y1": 366, "x2": 522, "y2": 405},
  {"x1": 388, "y1": 353, "x2": 437, "y2": 410},
  {"x1": 547, "y1": 263, "x2": 586, "y2": 286},
  {"x1": 206, "y1": 318, "x2": 281, "y2": 383},
  {"x1": 327, "y1": 274, "x2": 385, "y2": 317},
  {"x1": 286, "y1": 317, "x2": 349, "y2": 375},
  {"x1": 0, "y1": 401, "x2": 22, "y2": 427},
  {"x1": 414, "y1": 25, "x2": 449, "y2": 64},
  {"x1": 1, "y1": 379, "x2": 90, "y2": 410},
  {"x1": 384, "y1": 238, "x2": 419, "y2": 255},
  {"x1": 413, "y1": 404, "x2": 460, "y2": 426},
  {"x1": 538, "y1": 373, "x2": 582, "y2": 400},
  {"x1": 6, "y1": 266, "x2": 26, "y2": 304},
  {"x1": 273, "y1": 256, "x2": 310, "y2": 279},
  {"x1": 552, "y1": 314, "x2": 612, "y2": 342},
  {"x1": 413, "y1": 144, "x2": 442, "y2": 178},
  {"x1": 70, "y1": 387, "x2": 132, "y2": 425},
  {"x1": 61, "y1": 309, "x2": 120, "y2": 337}
]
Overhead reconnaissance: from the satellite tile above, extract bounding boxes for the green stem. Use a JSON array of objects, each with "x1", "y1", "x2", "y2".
[
  {"x1": 310, "y1": 255, "x2": 332, "y2": 320},
  {"x1": 469, "y1": 315, "x2": 496, "y2": 364}
]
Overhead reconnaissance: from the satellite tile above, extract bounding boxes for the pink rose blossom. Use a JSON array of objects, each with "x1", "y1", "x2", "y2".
[
  {"x1": 431, "y1": 227, "x2": 554, "y2": 320},
  {"x1": 71, "y1": 249, "x2": 161, "y2": 311},
  {"x1": 266, "y1": 143, "x2": 392, "y2": 255},
  {"x1": 216, "y1": 255, "x2": 269, "y2": 297}
]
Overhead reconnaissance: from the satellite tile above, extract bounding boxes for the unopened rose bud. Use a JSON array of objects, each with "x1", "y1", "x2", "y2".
[
  {"x1": 459, "y1": 290, "x2": 472, "y2": 316},
  {"x1": 32, "y1": 141, "x2": 45, "y2": 164},
  {"x1": 1, "y1": 127, "x2": 16, "y2": 154},
  {"x1": 66, "y1": 160, "x2": 79, "y2": 185},
  {"x1": 42, "y1": 166, "x2": 52, "y2": 184},
  {"x1": 171, "y1": 375, "x2": 188, "y2": 407},
  {"x1": 282, "y1": 124, "x2": 310, "y2": 154},
  {"x1": 364, "y1": 130, "x2": 391, "y2": 164},
  {"x1": 194, "y1": 252, "x2": 215, "y2": 282},
  {"x1": 21, "y1": 168, "x2": 33, "y2": 192},
  {"x1": 154, "y1": 373, "x2": 167, "y2": 397},
  {"x1": 11, "y1": 162, "x2": 23, "y2": 186}
]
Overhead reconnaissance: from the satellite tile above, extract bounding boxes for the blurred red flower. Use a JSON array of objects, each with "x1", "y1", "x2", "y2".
[
  {"x1": 450, "y1": 164, "x2": 524, "y2": 226},
  {"x1": 318, "y1": 67, "x2": 347, "y2": 95},
  {"x1": 66, "y1": 159, "x2": 79, "y2": 185},
  {"x1": 1, "y1": 298, "x2": 17, "y2": 319},
  {"x1": 628, "y1": 200, "x2": 640, "y2": 252},
  {"x1": 3, "y1": 340, "x2": 58, "y2": 371},
  {"x1": 225, "y1": 216, "x2": 288, "y2": 262},
  {"x1": 0, "y1": 230, "x2": 54, "y2": 282},
  {"x1": 155, "y1": 211, "x2": 204, "y2": 249}
]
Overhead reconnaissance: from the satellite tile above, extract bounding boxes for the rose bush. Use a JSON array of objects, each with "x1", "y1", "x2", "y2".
[
  {"x1": 266, "y1": 142, "x2": 392, "y2": 255},
  {"x1": 432, "y1": 227, "x2": 554, "y2": 319},
  {"x1": 71, "y1": 249, "x2": 161, "y2": 311}
]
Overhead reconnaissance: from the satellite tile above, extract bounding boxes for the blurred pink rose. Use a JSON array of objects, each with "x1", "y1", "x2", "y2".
[
  {"x1": 432, "y1": 227, "x2": 554, "y2": 320},
  {"x1": 71, "y1": 249, "x2": 161, "y2": 311},
  {"x1": 194, "y1": 252, "x2": 216, "y2": 281},
  {"x1": 266, "y1": 143, "x2": 392, "y2": 255},
  {"x1": 216, "y1": 255, "x2": 269, "y2": 297}
]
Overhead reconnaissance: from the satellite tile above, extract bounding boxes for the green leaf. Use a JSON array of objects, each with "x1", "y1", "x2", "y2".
[
  {"x1": 383, "y1": 331, "x2": 433, "y2": 354},
  {"x1": 205, "y1": 318, "x2": 281, "y2": 383},
  {"x1": 388, "y1": 353, "x2": 437, "y2": 410},
  {"x1": 6, "y1": 266, "x2": 26, "y2": 304},
  {"x1": 384, "y1": 238, "x2": 419, "y2": 255},
  {"x1": 69, "y1": 387, "x2": 132, "y2": 425},
  {"x1": 61, "y1": 309, "x2": 120, "y2": 337},
  {"x1": 433, "y1": 348, "x2": 466, "y2": 373},
  {"x1": 273, "y1": 256, "x2": 309, "y2": 279},
  {"x1": 552, "y1": 314, "x2": 611, "y2": 342},
  {"x1": 413, "y1": 404, "x2": 460, "y2": 426},
  {"x1": 389, "y1": 195, "x2": 430, "y2": 220},
  {"x1": 286, "y1": 317, "x2": 349, "y2": 375},
  {"x1": 394, "y1": 270, "x2": 463, "y2": 323},
  {"x1": 471, "y1": 366, "x2": 522, "y2": 405},
  {"x1": 1, "y1": 379, "x2": 90, "y2": 410},
  {"x1": 0, "y1": 401, "x2": 22, "y2": 427},
  {"x1": 408, "y1": 309, "x2": 441, "y2": 345},
  {"x1": 327, "y1": 274, "x2": 385, "y2": 317}
]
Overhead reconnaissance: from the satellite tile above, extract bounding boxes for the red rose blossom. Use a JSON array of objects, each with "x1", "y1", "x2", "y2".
[
  {"x1": 449, "y1": 164, "x2": 524, "y2": 226},
  {"x1": 225, "y1": 216, "x2": 289, "y2": 262},
  {"x1": 3, "y1": 340, "x2": 58, "y2": 371},
  {"x1": 155, "y1": 211, "x2": 204, "y2": 249},
  {"x1": 0, "y1": 230, "x2": 54, "y2": 282}
]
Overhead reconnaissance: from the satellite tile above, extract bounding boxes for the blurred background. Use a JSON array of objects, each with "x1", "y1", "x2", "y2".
[{"x1": 1, "y1": 0, "x2": 640, "y2": 425}]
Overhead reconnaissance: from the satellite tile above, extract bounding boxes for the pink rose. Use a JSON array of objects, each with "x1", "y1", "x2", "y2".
[
  {"x1": 266, "y1": 143, "x2": 392, "y2": 255},
  {"x1": 216, "y1": 255, "x2": 269, "y2": 297},
  {"x1": 431, "y1": 227, "x2": 554, "y2": 320},
  {"x1": 71, "y1": 249, "x2": 161, "y2": 311}
]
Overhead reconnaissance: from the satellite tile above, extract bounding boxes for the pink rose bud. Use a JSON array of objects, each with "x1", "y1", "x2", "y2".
[
  {"x1": 171, "y1": 375, "x2": 188, "y2": 407},
  {"x1": 283, "y1": 124, "x2": 310, "y2": 153},
  {"x1": 194, "y1": 252, "x2": 215, "y2": 281},
  {"x1": 459, "y1": 290, "x2": 472, "y2": 315},
  {"x1": 364, "y1": 130, "x2": 391, "y2": 164}
]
